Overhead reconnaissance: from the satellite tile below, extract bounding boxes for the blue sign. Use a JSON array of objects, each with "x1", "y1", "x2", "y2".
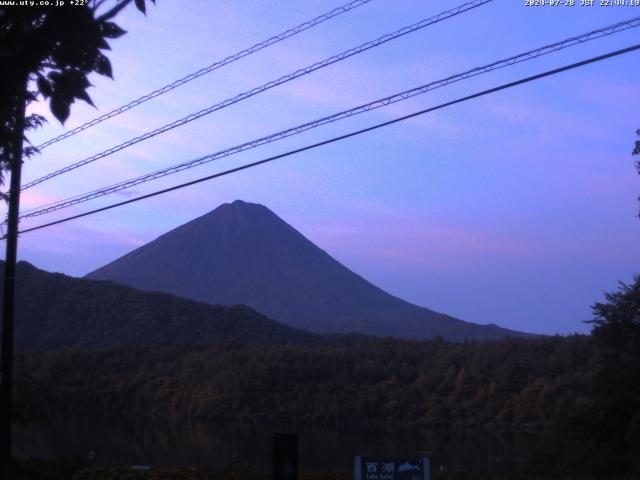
[{"x1": 354, "y1": 457, "x2": 430, "y2": 480}]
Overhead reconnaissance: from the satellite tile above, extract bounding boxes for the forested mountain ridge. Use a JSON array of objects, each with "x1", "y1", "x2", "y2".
[
  {"x1": 11, "y1": 274, "x2": 640, "y2": 477},
  {"x1": 0, "y1": 260, "x2": 319, "y2": 351},
  {"x1": 87, "y1": 200, "x2": 531, "y2": 341},
  {"x1": 18, "y1": 335, "x2": 590, "y2": 429}
]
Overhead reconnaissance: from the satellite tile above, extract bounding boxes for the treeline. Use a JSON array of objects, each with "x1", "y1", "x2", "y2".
[
  {"x1": 11, "y1": 274, "x2": 640, "y2": 477},
  {"x1": 15, "y1": 315, "x2": 640, "y2": 477},
  {"x1": 16, "y1": 335, "x2": 592, "y2": 430}
]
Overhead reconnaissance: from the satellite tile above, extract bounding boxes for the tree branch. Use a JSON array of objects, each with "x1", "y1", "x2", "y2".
[
  {"x1": 97, "y1": 0, "x2": 134, "y2": 22},
  {"x1": 93, "y1": 0, "x2": 110, "y2": 12}
]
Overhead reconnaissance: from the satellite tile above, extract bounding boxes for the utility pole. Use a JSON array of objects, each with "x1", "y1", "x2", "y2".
[{"x1": 0, "y1": 72, "x2": 27, "y2": 480}]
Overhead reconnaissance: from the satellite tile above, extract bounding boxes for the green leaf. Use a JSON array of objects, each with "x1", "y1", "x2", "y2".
[
  {"x1": 36, "y1": 74, "x2": 52, "y2": 98},
  {"x1": 97, "y1": 37, "x2": 111, "y2": 51},
  {"x1": 135, "y1": 0, "x2": 146, "y2": 14},
  {"x1": 25, "y1": 89, "x2": 38, "y2": 103},
  {"x1": 50, "y1": 70, "x2": 92, "y2": 103},
  {"x1": 76, "y1": 89, "x2": 96, "y2": 107},
  {"x1": 101, "y1": 21, "x2": 127, "y2": 39},
  {"x1": 24, "y1": 114, "x2": 47, "y2": 131},
  {"x1": 94, "y1": 52, "x2": 113, "y2": 78},
  {"x1": 51, "y1": 97, "x2": 71, "y2": 124},
  {"x1": 23, "y1": 146, "x2": 41, "y2": 159}
]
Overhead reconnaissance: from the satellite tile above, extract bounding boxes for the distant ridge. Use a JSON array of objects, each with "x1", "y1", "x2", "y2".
[
  {"x1": 87, "y1": 200, "x2": 531, "y2": 341},
  {"x1": 0, "y1": 260, "x2": 318, "y2": 352}
]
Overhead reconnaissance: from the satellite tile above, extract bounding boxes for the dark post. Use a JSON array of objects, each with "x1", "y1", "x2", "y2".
[
  {"x1": 0, "y1": 73, "x2": 27, "y2": 480},
  {"x1": 273, "y1": 433, "x2": 298, "y2": 480}
]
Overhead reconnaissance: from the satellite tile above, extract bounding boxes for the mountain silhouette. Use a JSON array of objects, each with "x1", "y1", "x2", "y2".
[
  {"x1": 1, "y1": 260, "x2": 317, "y2": 351},
  {"x1": 87, "y1": 200, "x2": 529, "y2": 340}
]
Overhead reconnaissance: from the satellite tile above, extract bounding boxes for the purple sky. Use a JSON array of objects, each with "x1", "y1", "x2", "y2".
[{"x1": 6, "y1": 0, "x2": 640, "y2": 335}]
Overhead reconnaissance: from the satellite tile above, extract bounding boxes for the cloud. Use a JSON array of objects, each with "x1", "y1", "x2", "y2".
[{"x1": 18, "y1": 190, "x2": 60, "y2": 211}]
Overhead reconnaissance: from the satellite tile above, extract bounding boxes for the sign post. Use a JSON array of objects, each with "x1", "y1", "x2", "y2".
[
  {"x1": 273, "y1": 433, "x2": 298, "y2": 480},
  {"x1": 355, "y1": 457, "x2": 430, "y2": 480}
]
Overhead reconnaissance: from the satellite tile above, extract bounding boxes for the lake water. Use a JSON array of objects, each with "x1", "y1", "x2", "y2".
[{"x1": 15, "y1": 417, "x2": 543, "y2": 475}]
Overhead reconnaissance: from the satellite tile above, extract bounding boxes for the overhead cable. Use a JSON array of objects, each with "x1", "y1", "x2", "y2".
[
  {"x1": 21, "y1": 15, "x2": 640, "y2": 218},
  {"x1": 35, "y1": 0, "x2": 375, "y2": 150},
  {"x1": 12, "y1": 42, "x2": 640, "y2": 238},
  {"x1": 22, "y1": 0, "x2": 493, "y2": 190}
]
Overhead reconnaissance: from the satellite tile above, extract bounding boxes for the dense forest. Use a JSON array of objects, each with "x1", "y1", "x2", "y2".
[
  {"x1": 16, "y1": 336, "x2": 590, "y2": 429},
  {"x1": 9, "y1": 272, "x2": 640, "y2": 477},
  {"x1": 15, "y1": 321, "x2": 639, "y2": 478}
]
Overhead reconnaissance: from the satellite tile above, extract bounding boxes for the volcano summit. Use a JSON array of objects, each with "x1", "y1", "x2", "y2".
[{"x1": 87, "y1": 200, "x2": 528, "y2": 340}]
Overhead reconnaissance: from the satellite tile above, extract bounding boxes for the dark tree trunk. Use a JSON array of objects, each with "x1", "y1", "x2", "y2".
[{"x1": 0, "y1": 71, "x2": 26, "y2": 480}]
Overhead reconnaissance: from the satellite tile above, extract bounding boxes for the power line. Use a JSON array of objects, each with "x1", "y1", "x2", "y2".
[
  {"x1": 20, "y1": 15, "x2": 640, "y2": 219},
  {"x1": 12, "y1": 43, "x2": 640, "y2": 239},
  {"x1": 34, "y1": 0, "x2": 375, "y2": 151},
  {"x1": 22, "y1": 0, "x2": 493, "y2": 191}
]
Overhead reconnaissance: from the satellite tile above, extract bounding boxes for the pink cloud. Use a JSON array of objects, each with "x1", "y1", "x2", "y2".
[{"x1": 19, "y1": 190, "x2": 60, "y2": 210}]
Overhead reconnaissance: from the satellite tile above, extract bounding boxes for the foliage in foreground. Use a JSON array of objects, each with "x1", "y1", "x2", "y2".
[
  {"x1": 17, "y1": 461, "x2": 631, "y2": 480},
  {"x1": 17, "y1": 335, "x2": 591, "y2": 430},
  {"x1": 13, "y1": 277, "x2": 640, "y2": 478}
]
